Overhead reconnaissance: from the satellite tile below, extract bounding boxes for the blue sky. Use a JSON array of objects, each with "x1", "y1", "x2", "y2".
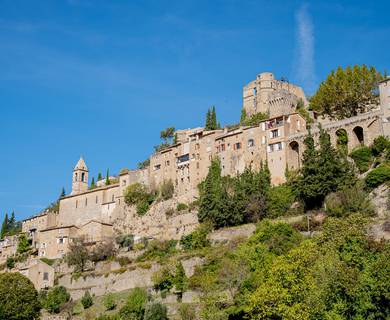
[{"x1": 1, "y1": 0, "x2": 389, "y2": 221}]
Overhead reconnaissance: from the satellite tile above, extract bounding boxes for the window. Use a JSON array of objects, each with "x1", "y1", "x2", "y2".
[
  {"x1": 248, "y1": 139, "x2": 255, "y2": 147},
  {"x1": 166, "y1": 160, "x2": 170, "y2": 166},
  {"x1": 41, "y1": 243, "x2": 46, "y2": 248},
  {"x1": 112, "y1": 194, "x2": 115, "y2": 202},
  {"x1": 85, "y1": 198, "x2": 88, "y2": 206},
  {"x1": 262, "y1": 136, "x2": 266, "y2": 144},
  {"x1": 154, "y1": 164, "x2": 161, "y2": 171},
  {"x1": 81, "y1": 172, "x2": 85, "y2": 182},
  {"x1": 271, "y1": 129, "x2": 279, "y2": 138},
  {"x1": 75, "y1": 173, "x2": 78, "y2": 181},
  {"x1": 196, "y1": 162, "x2": 200, "y2": 169},
  {"x1": 221, "y1": 144, "x2": 225, "y2": 152},
  {"x1": 58, "y1": 238, "x2": 64, "y2": 244},
  {"x1": 122, "y1": 180, "x2": 127, "y2": 186},
  {"x1": 267, "y1": 142, "x2": 283, "y2": 153},
  {"x1": 234, "y1": 142, "x2": 241, "y2": 150}
]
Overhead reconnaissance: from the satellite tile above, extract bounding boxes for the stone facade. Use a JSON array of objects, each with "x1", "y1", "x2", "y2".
[
  {"x1": 18, "y1": 259, "x2": 55, "y2": 290},
  {"x1": 15, "y1": 72, "x2": 390, "y2": 266}
]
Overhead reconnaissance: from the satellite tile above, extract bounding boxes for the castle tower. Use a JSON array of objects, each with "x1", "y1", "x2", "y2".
[
  {"x1": 71, "y1": 157, "x2": 88, "y2": 195},
  {"x1": 379, "y1": 77, "x2": 390, "y2": 137}
]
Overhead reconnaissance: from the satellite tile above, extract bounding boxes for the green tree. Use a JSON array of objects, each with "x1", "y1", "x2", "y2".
[
  {"x1": 205, "y1": 106, "x2": 220, "y2": 130},
  {"x1": 174, "y1": 262, "x2": 187, "y2": 294},
  {"x1": 144, "y1": 302, "x2": 168, "y2": 320},
  {"x1": 310, "y1": 65, "x2": 383, "y2": 119},
  {"x1": 103, "y1": 293, "x2": 117, "y2": 311},
  {"x1": 90, "y1": 177, "x2": 96, "y2": 189},
  {"x1": 0, "y1": 272, "x2": 41, "y2": 320},
  {"x1": 6, "y1": 256, "x2": 15, "y2": 269},
  {"x1": 81, "y1": 291, "x2": 93, "y2": 309},
  {"x1": 160, "y1": 127, "x2": 175, "y2": 144},
  {"x1": 97, "y1": 172, "x2": 103, "y2": 181},
  {"x1": 119, "y1": 287, "x2": 148, "y2": 320},
  {"x1": 105, "y1": 169, "x2": 110, "y2": 185},
  {"x1": 17, "y1": 233, "x2": 30, "y2": 254},
  {"x1": 60, "y1": 187, "x2": 66, "y2": 198},
  {"x1": 240, "y1": 108, "x2": 247, "y2": 124},
  {"x1": 205, "y1": 108, "x2": 211, "y2": 130},
  {"x1": 299, "y1": 128, "x2": 354, "y2": 209},
  {"x1": 0, "y1": 213, "x2": 8, "y2": 239},
  {"x1": 9, "y1": 211, "x2": 15, "y2": 232},
  {"x1": 65, "y1": 238, "x2": 89, "y2": 272},
  {"x1": 43, "y1": 286, "x2": 70, "y2": 314}
]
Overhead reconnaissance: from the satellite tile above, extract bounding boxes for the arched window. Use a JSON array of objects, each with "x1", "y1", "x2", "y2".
[
  {"x1": 81, "y1": 172, "x2": 85, "y2": 182},
  {"x1": 75, "y1": 173, "x2": 78, "y2": 182},
  {"x1": 248, "y1": 139, "x2": 255, "y2": 147}
]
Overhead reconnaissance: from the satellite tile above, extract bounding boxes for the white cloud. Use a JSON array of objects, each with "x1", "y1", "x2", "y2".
[{"x1": 295, "y1": 3, "x2": 316, "y2": 95}]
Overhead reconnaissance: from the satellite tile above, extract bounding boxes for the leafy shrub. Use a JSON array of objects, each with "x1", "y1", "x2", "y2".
[
  {"x1": 0, "y1": 272, "x2": 41, "y2": 320},
  {"x1": 136, "y1": 240, "x2": 177, "y2": 262},
  {"x1": 90, "y1": 240, "x2": 116, "y2": 263},
  {"x1": 136, "y1": 200, "x2": 150, "y2": 216},
  {"x1": 44, "y1": 286, "x2": 70, "y2": 314},
  {"x1": 350, "y1": 146, "x2": 373, "y2": 173},
  {"x1": 160, "y1": 180, "x2": 174, "y2": 200},
  {"x1": 152, "y1": 266, "x2": 174, "y2": 292},
  {"x1": 103, "y1": 293, "x2": 117, "y2": 311},
  {"x1": 179, "y1": 303, "x2": 197, "y2": 320},
  {"x1": 40, "y1": 258, "x2": 55, "y2": 266},
  {"x1": 116, "y1": 234, "x2": 134, "y2": 250},
  {"x1": 250, "y1": 221, "x2": 302, "y2": 255},
  {"x1": 17, "y1": 233, "x2": 30, "y2": 254},
  {"x1": 180, "y1": 224, "x2": 211, "y2": 251},
  {"x1": 144, "y1": 302, "x2": 168, "y2": 320},
  {"x1": 177, "y1": 203, "x2": 188, "y2": 211},
  {"x1": 365, "y1": 163, "x2": 390, "y2": 189},
  {"x1": 81, "y1": 291, "x2": 93, "y2": 309},
  {"x1": 6, "y1": 256, "x2": 15, "y2": 269},
  {"x1": 116, "y1": 256, "x2": 132, "y2": 267},
  {"x1": 119, "y1": 287, "x2": 147, "y2": 320},
  {"x1": 267, "y1": 184, "x2": 296, "y2": 218},
  {"x1": 325, "y1": 184, "x2": 374, "y2": 217},
  {"x1": 173, "y1": 262, "x2": 187, "y2": 294},
  {"x1": 371, "y1": 136, "x2": 390, "y2": 156}
]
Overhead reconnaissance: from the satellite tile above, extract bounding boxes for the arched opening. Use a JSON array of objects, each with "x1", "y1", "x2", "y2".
[
  {"x1": 74, "y1": 172, "x2": 78, "y2": 182},
  {"x1": 81, "y1": 172, "x2": 85, "y2": 182},
  {"x1": 336, "y1": 128, "x2": 348, "y2": 154},
  {"x1": 288, "y1": 141, "x2": 300, "y2": 170},
  {"x1": 353, "y1": 126, "x2": 364, "y2": 146}
]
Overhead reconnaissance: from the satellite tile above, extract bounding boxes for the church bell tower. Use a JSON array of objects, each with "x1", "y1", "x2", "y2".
[{"x1": 71, "y1": 157, "x2": 88, "y2": 195}]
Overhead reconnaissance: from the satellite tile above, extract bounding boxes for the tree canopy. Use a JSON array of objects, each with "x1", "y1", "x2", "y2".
[
  {"x1": 0, "y1": 272, "x2": 41, "y2": 320},
  {"x1": 310, "y1": 65, "x2": 383, "y2": 119}
]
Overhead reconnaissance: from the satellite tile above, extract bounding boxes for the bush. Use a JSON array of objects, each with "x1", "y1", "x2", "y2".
[
  {"x1": 371, "y1": 136, "x2": 390, "y2": 156},
  {"x1": 116, "y1": 234, "x2": 134, "y2": 250},
  {"x1": 0, "y1": 272, "x2": 41, "y2": 319},
  {"x1": 365, "y1": 163, "x2": 390, "y2": 189},
  {"x1": 144, "y1": 302, "x2": 168, "y2": 320},
  {"x1": 6, "y1": 256, "x2": 15, "y2": 269},
  {"x1": 40, "y1": 258, "x2": 55, "y2": 266},
  {"x1": 152, "y1": 266, "x2": 174, "y2": 292},
  {"x1": 17, "y1": 233, "x2": 30, "y2": 254},
  {"x1": 119, "y1": 287, "x2": 147, "y2": 320},
  {"x1": 177, "y1": 203, "x2": 188, "y2": 211},
  {"x1": 90, "y1": 240, "x2": 116, "y2": 263},
  {"x1": 103, "y1": 293, "x2": 117, "y2": 311},
  {"x1": 267, "y1": 184, "x2": 296, "y2": 218},
  {"x1": 81, "y1": 291, "x2": 93, "y2": 309},
  {"x1": 325, "y1": 184, "x2": 374, "y2": 217},
  {"x1": 136, "y1": 240, "x2": 177, "y2": 262},
  {"x1": 124, "y1": 183, "x2": 149, "y2": 205},
  {"x1": 350, "y1": 146, "x2": 373, "y2": 173},
  {"x1": 179, "y1": 303, "x2": 197, "y2": 320},
  {"x1": 160, "y1": 180, "x2": 174, "y2": 200},
  {"x1": 44, "y1": 286, "x2": 70, "y2": 313},
  {"x1": 180, "y1": 224, "x2": 211, "y2": 251},
  {"x1": 136, "y1": 200, "x2": 150, "y2": 215},
  {"x1": 66, "y1": 237, "x2": 89, "y2": 272}
]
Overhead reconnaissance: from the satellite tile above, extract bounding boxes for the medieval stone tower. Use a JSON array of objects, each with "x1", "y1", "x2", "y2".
[{"x1": 71, "y1": 157, "x2": 88, "y2": 195}]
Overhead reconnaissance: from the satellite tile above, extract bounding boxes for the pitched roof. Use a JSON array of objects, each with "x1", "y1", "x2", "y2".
[{"x1": 74, "y1": 157, "x2": 88, "y2": 171}]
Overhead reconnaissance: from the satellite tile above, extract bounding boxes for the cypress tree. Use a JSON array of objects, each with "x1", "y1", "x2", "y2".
[
  {"x1": 0, "y1": 213, "x2": 8, "y2": 239},
  {"x1": 211, "y1": 106, "x2": 217, "y2": 130},
  {"x1": 240, "y1": 108, "x2": 247, "y2": 124},
  {"x1": 97, "y1": 172, "x2": 102, "y2": 181},
  {"x1": 90, "y1": 177, "x2": 96, "y2": 189},
  {"x1": 105, "y1": 169, "x2": 110, "y2": 185},
  {"x1": 60, "y1": 187, "x2": 66, "y2": 198},
  {"x1": 9, "y1": 212, "x2": 15, "y2": 233}
]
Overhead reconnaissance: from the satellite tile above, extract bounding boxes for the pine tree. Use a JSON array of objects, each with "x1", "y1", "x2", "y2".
[
  {"x1": 90, "y1": 177, "x2": 96, "y2": 189},
  {"x1": 0, "y1": 213, "x2": 8, "y2": 239},
  {"x1": 105, "y1": 169, "x2": 110, "y2": 186},
  {"x1": 9, "y1": 212, "x2": 15, "y2": 233}
]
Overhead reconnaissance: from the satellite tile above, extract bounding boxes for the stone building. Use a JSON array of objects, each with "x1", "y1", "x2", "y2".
[{"x1": 17, "y1": 72, "x2": 390, "y2": 262}]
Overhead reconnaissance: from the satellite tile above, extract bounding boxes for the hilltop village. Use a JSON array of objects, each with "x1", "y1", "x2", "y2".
[{"x1": 1, "y1": 70, "x2": 390, "y2": 297}]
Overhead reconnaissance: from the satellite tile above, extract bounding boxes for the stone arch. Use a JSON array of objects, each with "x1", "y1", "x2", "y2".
[
  {"x1": 351, "y1": 126, "x2": 364, "y2": 148},
  {"x1": 288, "y1": 141, "x2": 300, "y2": 170},
  {"x1": 335, "y1": 128, "x2": 348, "y2": 154}
]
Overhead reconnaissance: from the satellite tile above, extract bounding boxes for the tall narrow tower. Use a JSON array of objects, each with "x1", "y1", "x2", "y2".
[{"x1": 71, "y1": 157, "x2": 88, "y2": 195}]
